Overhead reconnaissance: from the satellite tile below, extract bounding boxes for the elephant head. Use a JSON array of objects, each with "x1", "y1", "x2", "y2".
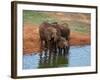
[
  {"x1": 58, "y1": 37, "x2": 69, "y2": 48},
  {"x1": 46, "y1": 27, "x2": 58, "y2": 42}
]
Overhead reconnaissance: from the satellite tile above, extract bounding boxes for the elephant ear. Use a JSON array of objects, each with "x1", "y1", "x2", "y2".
[
  {"x1": 53, "y1": 35, "x2": 58, "y2": 42},
  {"x1": 51, "y1": 28, "x2": 58, "y2": 42},
  {"x1": 47, "y1": 32, "x2": 52, "y2": 41},
  {"x1": 64, "y1": 41, "x2": 68, "y2": 46},
  {"x1": 48, "y1": 35, "x2": 51, "y2": 40}
]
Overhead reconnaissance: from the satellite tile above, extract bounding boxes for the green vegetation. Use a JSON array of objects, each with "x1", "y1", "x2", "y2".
[
  {"x1": 23, "y1": 10, "x2": 90, "y2": 35},
  {"x1": 23, "y1": 10, "x2": 60, "y2": 25},
  {"x1": 68, "y1": 21, "x2": 90, "y2": 35}
]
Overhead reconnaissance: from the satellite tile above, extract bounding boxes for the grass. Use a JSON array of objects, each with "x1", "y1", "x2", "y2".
[
  {"x1": 68, "y1": 21, "x2": 90, "y2": 35},
  {"x1": 23, "y1": 10, "x2": 60, "y2": 25},
  {"x1": 23, "y1": 10, "x2": 90, "y2": 35}
]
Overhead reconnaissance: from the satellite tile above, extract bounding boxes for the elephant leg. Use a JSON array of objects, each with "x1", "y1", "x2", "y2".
[
  {"x1": 45, "y1": 41, "x2": 48, "y2": 51},
  {"x1": 67, "y1": 41, "x2": 70, "y2": 53},
  {"x1": 44, "y1": 51, "x2": 48, "y2": 57},
  {"x1": 48, "y1": 41, "x2": 52, "y2": 55},
  {"x1": 40, "y1": 40, "x2": 44, "y2": 54},
  {"x1": 54, "y1": 42, "x2": 57, "y2": 53},
  {"x1": 67, "y1": 46, "x2": 70, "y2": 53},
  {"x1": 39, "y1": 52, "x2": 43, "y2": 58},
  {"x1": 51, "y1": 42, "x2": 57, "y2": 53},
  {"x1": 43, "y1": 41, "x2": 47, "y2": 55},
  {"x1": 40, "y1": 40, "x2": 42, "y2": 50},
  {"x1": 44, "y1": 41, "x2": 48, "y2": 57},
  {"x1": 61, "y1": 48, "x2": 63, "y2": 55},
  {"x1": 47, "y1": 41, "x2": 52, "y2": 53},
  {"x1": 58, "y1": 47, "x2": 62, "y2": 55},
  {"x1": 63, "y1": 48, "x2": 67, "y2": 56},
  {"x1": 58, "y1": 47, "x2": 60, "y2": 53}
]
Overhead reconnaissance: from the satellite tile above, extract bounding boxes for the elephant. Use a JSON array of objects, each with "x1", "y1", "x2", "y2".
[
  {"x1": 51, "y1": 22, "x2": 70, "y2": 41},
  {"x1": 39, "y1": 22, "x2": 61, "y2": 53},
  {"x1": 57, "y1": 37, "x2": 69, "y2": 54},
  {"x1": 51, "y1": 22, "x2": 70, "y2": 54}
]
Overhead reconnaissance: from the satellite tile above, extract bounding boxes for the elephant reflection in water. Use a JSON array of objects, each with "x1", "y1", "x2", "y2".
[{"x1": 38, "y1": 48, "x2": 69, "y2": 68}]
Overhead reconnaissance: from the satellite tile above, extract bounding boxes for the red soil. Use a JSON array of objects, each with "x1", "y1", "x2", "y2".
[
  {"x1": 23, "y1": 24, "x2": 90, "y2": 54},
  {"x1": 69, "y1": 32, "x2": 90, "y2": 46},
  {"x1": 23, "y1": 24, "x2": 41, "y2": 54}
]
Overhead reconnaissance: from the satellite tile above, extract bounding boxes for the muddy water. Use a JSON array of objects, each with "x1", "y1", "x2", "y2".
[{"x1": 23, "y1": 45, "x2": 91, "y2": 69}]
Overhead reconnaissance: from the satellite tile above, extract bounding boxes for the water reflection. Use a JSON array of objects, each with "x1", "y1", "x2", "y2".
[
  {"x1": 23, "y1": 45, "x2": 91, "y2": 69},
  {"x1": 38, "y1": 49, "x2": 69, "y2": 68}
]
